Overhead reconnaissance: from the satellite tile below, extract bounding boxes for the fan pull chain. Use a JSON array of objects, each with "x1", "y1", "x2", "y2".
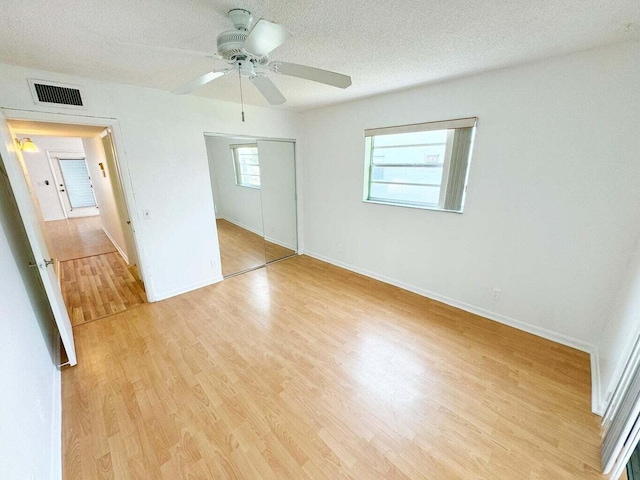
[{"x1": 238, "y1": 71, "x2": 245, "y2": 122}]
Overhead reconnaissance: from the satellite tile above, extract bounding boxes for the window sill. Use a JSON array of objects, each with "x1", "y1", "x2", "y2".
[{"x1": 362, "y1": 198, "x2": 463, "y2": 214}]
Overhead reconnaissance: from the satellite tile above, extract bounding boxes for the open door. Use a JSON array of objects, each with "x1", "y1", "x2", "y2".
[{"x1": 0, "y1": 112, "x2": 76, "y2": 365}]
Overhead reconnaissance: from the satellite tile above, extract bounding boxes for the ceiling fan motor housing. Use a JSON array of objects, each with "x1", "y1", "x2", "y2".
[{"x1": 216, "y1": 31, "x2": 269, "y2": 65}]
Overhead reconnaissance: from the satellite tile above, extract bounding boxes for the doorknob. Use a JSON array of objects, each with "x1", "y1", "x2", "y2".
[{"x1": 29, "y1": 259, "x2": 54, "y2": 269}]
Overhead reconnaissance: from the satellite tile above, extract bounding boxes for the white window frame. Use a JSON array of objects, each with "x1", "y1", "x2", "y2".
[
  {"x1": 231, "y1": 143, "x2": 260, "y2": 189},
  {"x1": 363, "y1": 117, "x2": 476, "y2": 212}
]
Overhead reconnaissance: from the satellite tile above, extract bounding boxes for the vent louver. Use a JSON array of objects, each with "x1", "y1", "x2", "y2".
[
  {"x1": 28, "y1": 79, "x2": 86, "y2": 109},
  {"x1": 34, "y1": 83, "x2": 83, "y2": 106}
]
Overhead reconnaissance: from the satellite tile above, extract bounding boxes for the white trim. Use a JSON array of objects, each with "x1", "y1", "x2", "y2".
[
  {"x1": 153, "y1": 275, "x2": 223, "y2": 301},
  {"x1": 50, "y1": 334, "x2": 62, "y2": 480},
  {"x1": 302, "y1": 250, "x2": 602, "y2": 413},
  {"x1": 365, "y1": 116, "x2": 477, "y2": 137},
  {"x1": 102, "y1": 226, "x2": 129, "y2": 264},
  {"x1": 603, "y1": 320, "x2": 640, "y2": 425},
  {"x1": 265, "y1": 235, "x2": 296, "y2": 252},
  {"x1": 591, "y1": 349, "x2": 606, "y2": 415}
]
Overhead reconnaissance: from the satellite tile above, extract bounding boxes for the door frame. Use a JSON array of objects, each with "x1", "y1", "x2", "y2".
[{"x1": 1, "y1": 108, "x2": 153, "y2": 299}]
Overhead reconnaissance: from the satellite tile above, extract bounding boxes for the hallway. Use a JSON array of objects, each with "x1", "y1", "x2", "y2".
[{"x1": 47, "y1": 217, "x2": 146, "y2": 326}]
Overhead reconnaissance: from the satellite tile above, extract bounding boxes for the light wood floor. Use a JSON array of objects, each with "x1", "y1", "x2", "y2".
[
  {"x1": 62, "y1": 255, "x2": 604, "y2": 479},
  {"x1": 217, "y1": 219, "x2": 295, "y2": 276},
  {"x1": 45, "y1": 216, "x2": 117, "y2": 261},
  {"x1": 61, "y1": 252, "x2": 147, "y2": 326}
]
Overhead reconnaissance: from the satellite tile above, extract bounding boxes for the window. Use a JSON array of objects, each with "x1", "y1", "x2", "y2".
[
  {"x1": 363, "y1": 117, "x2": 476, "y2": 212},
  {"x1": 231, "y1": 144, "x2": 260, "y2": 188}
]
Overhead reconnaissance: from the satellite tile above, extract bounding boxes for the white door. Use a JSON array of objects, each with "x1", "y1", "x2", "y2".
[
  {"x1": 49, "y1": 152, "x2": 100, "y2": 218},
  {"x1": 0, "y1": 114, "x2": 77, "y2": 365}
]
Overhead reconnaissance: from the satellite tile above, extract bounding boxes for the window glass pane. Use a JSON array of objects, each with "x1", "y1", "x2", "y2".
[
  {"x1": 242, "y1": 175, "x2": 260, "y2": 187},
  {"x1": 369, "y1": 183, "x2": 440, "y2": 206},
  {"x1": 371, "y1": 166, "x2": 443, "y2": 186},
  {"x1": 372, "y1": 144, "x2": 446, "y2": 165},
  {"x1": 58, "y1": 159, "x2": 96, "y2": 208},
  {"x1": 239, "y1": 153, "x2": 259, "y2": 165},
  {"x1": 240, "y1": 164, "x2": 260, "y2": 175},
  {"x1": 237, "y1": 147, "x2": 258, "y2": 155},
  {"x1": 233, "y1": 145, "x2": 260, "y2": 187},
  {"x1": 373, "y1": 129, "x2": 448, "y2": 147}
]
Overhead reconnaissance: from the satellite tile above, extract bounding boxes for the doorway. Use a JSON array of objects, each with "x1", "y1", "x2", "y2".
[{"x1": 8, "y1": 120, "x2": 146, "y2": 326}]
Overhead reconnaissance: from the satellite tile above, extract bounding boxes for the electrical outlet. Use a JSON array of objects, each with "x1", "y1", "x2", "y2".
[
  {"x1": 142, "y1": 209, "x2": 151, "y2": 219},
  {"x1": 492, "y1": 288, "x2": 502, "y2": 301}
]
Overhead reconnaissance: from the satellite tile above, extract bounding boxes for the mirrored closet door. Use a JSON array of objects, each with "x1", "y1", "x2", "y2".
[{"x1": 205, "y1": 135, "x2": 297, "y2": 277}]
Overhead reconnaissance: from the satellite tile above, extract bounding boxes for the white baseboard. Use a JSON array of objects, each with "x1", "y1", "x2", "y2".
[
  {"x1": 153, "y1": 275, "x2": 224, "y2": 302},
  {"x1": 303, "y1": 250, "x2": 603, "y2": 415},
  {"x1": 102, "y1": 227, "x2": 129, "y2": 264},
  {"x1": 265, "y1": 235, "x2": 296, "y2": 251},
  {"x1": 51, "y1": 334, "x2": 62, "y2": 480},
  {"x1": 218, "y1": 216, "x2": 264, "y2": 237},
  {"x1": 590, "y1": 349, "x2": 606, "y2": 415}
]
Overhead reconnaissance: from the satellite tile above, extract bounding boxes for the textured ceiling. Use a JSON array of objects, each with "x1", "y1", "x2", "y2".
[{"x1": 1, "y1": 0, "x2": 638, "y2": 111}]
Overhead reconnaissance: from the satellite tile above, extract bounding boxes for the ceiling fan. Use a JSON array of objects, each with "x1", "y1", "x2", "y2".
[{"x1": 171, "y1": 8, "x2": 352, "y2": 107}]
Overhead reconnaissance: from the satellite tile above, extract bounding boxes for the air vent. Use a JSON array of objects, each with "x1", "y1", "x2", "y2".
[{"x1": 28, "y1": 79, "x2": 86, "y2": 109}]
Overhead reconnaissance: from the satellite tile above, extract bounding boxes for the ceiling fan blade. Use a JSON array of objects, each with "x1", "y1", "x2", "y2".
[
  {"x1": 109, "y1": 41, "x2": 220, "y2": 59},
  {"x1": 242, "y1": 19, "x2": 291, "y2": 56},
  {"x1": 250, "y1": 75, "x2": 286, "y2": 105},
  {"x1": 270, "y1": 62, "x2": 352, "y2": 89},
  {"x1": 172, "y1": 70, "x2": 229, "y2": 95}
]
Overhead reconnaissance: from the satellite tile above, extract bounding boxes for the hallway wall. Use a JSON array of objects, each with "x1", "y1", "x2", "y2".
[{"x1": 16, "y1": 135, "x2": 84, "y2": 221}]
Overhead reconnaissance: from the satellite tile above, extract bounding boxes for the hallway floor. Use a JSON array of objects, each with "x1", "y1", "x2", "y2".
[
  {"x1": 45, "y1": 216, "x2": 116, "y2": 261},
  {"x1": 46, "y1": 217, "x2": 146, "y2": 326}
]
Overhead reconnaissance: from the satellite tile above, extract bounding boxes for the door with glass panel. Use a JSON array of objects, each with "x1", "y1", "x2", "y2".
[{"x1": 50, "y1": 154, "x2": 99, "y2": 218}]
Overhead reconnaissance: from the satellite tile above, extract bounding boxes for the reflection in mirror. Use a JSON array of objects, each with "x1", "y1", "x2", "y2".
[
  {"x1": 258, "y1": 140, "x2": 297, "y2": 264},
  {"x1": 205, "y1": 135, "x2": 297, "y2": 277},
  {"x1": 206, "y1": 136, "x2": 266, "y2": 276}
]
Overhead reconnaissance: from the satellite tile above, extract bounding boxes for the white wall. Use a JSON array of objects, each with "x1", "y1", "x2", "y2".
[
  {"x1": 0, "y1": 63, "x2": 301, "y2": 301},
  {"x1": 0, "y1": 159, "x2": 61, "y2": 480},
  {"x1": 16, "y1": 135, "x2": 84, "y2": 221},
  {"x1": 300, "y1": 40, "x2": 640, "y2": 409},
  {"x1": 205, "y1": 136, "x2": 264, "y2": 235},
  {"x1": 82, "y1": 136, "x2": 130, "y2": 261},
  {"x1": 596, "y1": 236, "x2": 640, "y2": 411}
]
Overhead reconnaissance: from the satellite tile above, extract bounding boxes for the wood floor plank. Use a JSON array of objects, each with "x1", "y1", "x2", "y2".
[
  {"x1": 217, "y1": 219, "x2": 296, "y2": 276},
  {"x1": 63, "y1": 255, "x2": 605, "y2": 479},
  {"x1": 61, "y1": 252, "x2": 147, "y2": 325},
  {"x1": 45, "y1": 216, "x2": 117, "y2": 262}
]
